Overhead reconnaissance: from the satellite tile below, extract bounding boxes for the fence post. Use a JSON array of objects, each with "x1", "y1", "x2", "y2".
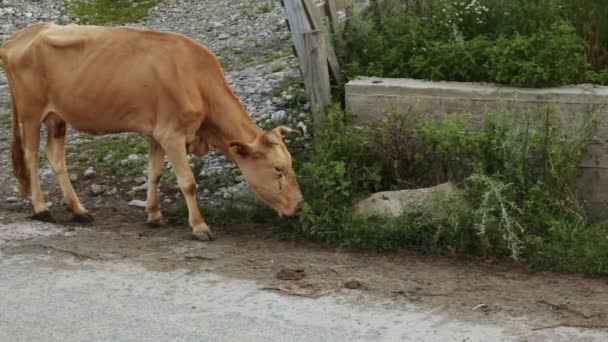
[
  {"x1": 282, "y1": 0, "x2": 312, "y2": 77},
  {"x1": 302, "y1": 29, "x2": 331, "y2": 131}
]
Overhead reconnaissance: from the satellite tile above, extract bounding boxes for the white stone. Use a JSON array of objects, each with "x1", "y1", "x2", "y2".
[
  {"x1": 354, "y1": 183, "x2": 457, "y2": 218},
  {"x1": 83, "y1": 168, "x2": 95, "y2": 178},
  {"x1": 128, "y1": 200, "x2": 147, "y2": 208}
]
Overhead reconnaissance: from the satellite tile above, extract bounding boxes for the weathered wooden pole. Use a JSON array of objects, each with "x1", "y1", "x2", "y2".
[
  {"x1": 302, "y1": 29, "x2": 331, "y2": 131},
  {"x1": 282, "y1": 0, "x2": 313, "y2": 77}
]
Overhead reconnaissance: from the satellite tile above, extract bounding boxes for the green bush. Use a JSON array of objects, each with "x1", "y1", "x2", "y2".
[
  {"x1": 65, "y1": 0, "x2": 157, "y2": 25},
  {"x1": 338, "y1": 0, "x2": 608, "y2": 87},
  {"x1": 178, "y1": 101, "x2": 607, "y2": 275}
]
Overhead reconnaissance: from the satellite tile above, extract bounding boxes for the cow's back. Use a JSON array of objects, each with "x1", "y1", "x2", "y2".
[{"x1": 2, "y1": 23, "x2": 213, "y2": 135}]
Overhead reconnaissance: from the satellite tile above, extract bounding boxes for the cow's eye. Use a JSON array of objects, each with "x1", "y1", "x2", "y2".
[{"x1": 274, "y1": 166, "x2": 285, "y2": 175}]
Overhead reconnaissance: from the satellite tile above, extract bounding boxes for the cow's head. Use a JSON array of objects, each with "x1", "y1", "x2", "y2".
[{"x1": 228, "y1": 126, "x2": 303, "y2": 216}]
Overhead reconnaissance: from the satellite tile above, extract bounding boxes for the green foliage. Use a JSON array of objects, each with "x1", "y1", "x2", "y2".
[
  {"x1": 64, "y1": 0, "x2": 157, "y2": 25},
  {"x1": 338, "y1": 0, "x2": 608, "y2": 87},
  {"x1": 295, "y1": 105, "x2": 605, "y2": 274},
  {"x1": 485, "y1": 22, "x2": 588, "y2": 87}
]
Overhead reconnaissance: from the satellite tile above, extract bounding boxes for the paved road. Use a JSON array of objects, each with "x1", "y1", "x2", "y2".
[{"x1": 1, "y1": 221, "x2": 607, "y2": 342}]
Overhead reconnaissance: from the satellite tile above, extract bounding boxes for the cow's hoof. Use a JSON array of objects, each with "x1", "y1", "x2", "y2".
[
  {"x1": 72, "y1": 213, "x2": 94, "y2": 223},
  {"x1": 31, "y1": 210, "x2": 55, "y2": 223},
  {"x1": 191, "y1": 228, "x2": 214, "y2": 241},
  {"x1": 147, "y1": 218, "x2": 167, "y2": 228}
]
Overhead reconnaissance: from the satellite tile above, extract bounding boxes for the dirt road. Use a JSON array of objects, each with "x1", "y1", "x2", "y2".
[{"x1": 1, "y1": 201, "x2": 607, "y2": 341}]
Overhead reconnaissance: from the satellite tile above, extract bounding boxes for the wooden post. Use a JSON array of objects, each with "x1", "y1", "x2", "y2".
[
  {"x1": 326, "y1": 0, "x2": 340, "y2": 33},
  {"x1": 302, "y1": 0, "x2": 343, "y2": 84},
  {"x1": 282, "y1": 0, "x2": 313, "y2": 77},
  {"x1": 302, "y1": 30, "x2": 331, "y2": 131}
]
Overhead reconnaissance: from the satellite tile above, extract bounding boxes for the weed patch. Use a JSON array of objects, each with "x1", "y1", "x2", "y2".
[
  {"x1": 203, "y1": 103, "x2": 608, "y2": 276},
  {"x1": 337, "y1": 0, "x2": 608, "y2": 87},
  {"x1": 64, "y1": 0, "x2": 157, "y2": 25}
]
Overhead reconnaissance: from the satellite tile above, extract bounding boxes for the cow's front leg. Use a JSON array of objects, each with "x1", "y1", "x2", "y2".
[
  {"x1": 146, "y1": 139, "x2": 166, "y2": 227},
  {"x1": 159, "y1": 136, "x2": 213, "y2": 241}
]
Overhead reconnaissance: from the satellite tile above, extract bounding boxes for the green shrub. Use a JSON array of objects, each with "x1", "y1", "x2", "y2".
[
  {"x1": 65, "y1": 0, "x2": 157, "y2": 25},
  {"x1": 338, "y1": 0, "x2": 608, "y2": 87}
]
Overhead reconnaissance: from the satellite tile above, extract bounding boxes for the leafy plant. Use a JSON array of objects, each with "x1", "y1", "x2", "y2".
[
  {"x1": 64, "y1": 0, "x2": 157, "y2": 25},
  {"x1": 338, "y1": 0, "x2": 608, "y2": 87}
]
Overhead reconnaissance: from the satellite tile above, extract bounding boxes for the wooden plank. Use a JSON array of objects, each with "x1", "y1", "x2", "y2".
[
  {"x1": 302, "y1": 0, "x2": 343, "y2": 83},
  {"x1": 326, "y1": 0, "x2": 340, "y2": 33},
  {"x1": 302, "y1": 29, "x2": 331, "y2": 130},
  {"x1": 312, "y1": 0, "x2": 327, "y2": 19},
  {"x1": 282, "y1": 0, "x2": 313, "y2": 74}
]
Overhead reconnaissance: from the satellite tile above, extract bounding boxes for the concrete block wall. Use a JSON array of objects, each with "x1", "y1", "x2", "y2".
[{"x1": 345, "y1": 77, "x2": 608, "y2": 220}]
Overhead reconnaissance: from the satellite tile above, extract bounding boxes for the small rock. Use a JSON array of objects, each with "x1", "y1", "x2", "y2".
[
  {"x1": 84, "y1": 168, "x2": 96, "y2": 178},
  {"x1": 344, "y1": 280, "x2": 362, "y2": 290},
  {"x1": 276, "y1": 268, "x2": 305, "y2": 280},
  {"x1": 223, "y1": 192, "x2": 232, "y2": 199},
  {"x1": 128, "y1": 199, "x2": 147, "y2": 208},
  {"x1": 355, "y1": 182, "x2": 457, "y2": 218},
  {"x1": 218, "y1": 33, "x2": 230, "y2": 40},
  {"x1": 24, "y1": 12, "x2": 32, "y2": 18},
  {"x1": 90, "y1": 184, "x2": 107, "y2": 196},
  {"x1": 235, "y1": 175, "x2": 245, "y2": 182},
  {"x1": 297, "y1": 121, "x2": 308, "y2": 135},
  {"x1": 303, "y1": 102, "x2": 311, "y2": 111},
  {"x1": 0, "y1": 73, "x2": 7, "y2": 85},
  {"x1": 69, "y1": 174, "x2": 78, "y2": 182},
  {"x1": 132, "y1": 183, "x2": 149, "y2": 192},
  {"x1": 202, "y1": 189, "x2": 211, "y2": 196},
  {"x1": 126, "y1": 190, "x2": 136, "y2": 197},
  {"x1": 46, "y1": 202, "x2": 53, "y2": 208},
  {"x1": 6, "y1": 196, "x2": 19, "y2": 203},
  {"x1": 105, "y1": 188, "x2": 118, "y2": 196},
  {"x1": 128, "y1": 154, "x2": 141, "y2": 161},
  {"x1": 134, "y1": 176, "x2": 146, "y2": 184},
  {"x1": 271, "y1": 110, "x2": 287, "y2": 124}
]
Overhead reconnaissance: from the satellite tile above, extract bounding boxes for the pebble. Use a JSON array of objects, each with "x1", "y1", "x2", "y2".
[
  {"x1": 91, "y1": 184, "x2": 107, "y2": 196},
  {"x1": 84, "y1": 168, "x2": 96, "y2": 179},
  {"x1": 132, "y1": 183, "x2": 149, "y2": 192},
  {"x1": 128, "y1": 199, "x2": 147, "y2": 208},
  {"x1": 6, "y1": 196, "x2": 19, "y2": 203},
  {"x1": 297, "y1": 121, "x2": 308, "y2": 135},
  {"x1": 271, "y1": 110, "x2": 287, "y2": 124},
  {"x1": 105, "y1": 188, "x2": 118, "y2": 196}
]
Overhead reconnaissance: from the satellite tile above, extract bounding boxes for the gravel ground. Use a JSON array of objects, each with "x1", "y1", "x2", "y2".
[{"x1": 0, "y1": 0, "x2": 310, "y2": 205}]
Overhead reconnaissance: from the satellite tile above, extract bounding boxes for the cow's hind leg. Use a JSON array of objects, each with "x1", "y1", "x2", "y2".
[
  {"x1": 45, "y1": 114, "x2": 91, "y2": 222},
  {"x1": 146, "y1": 139, "x2": 166, "y2": 227},
  {"x1": 22, "y1": 120, "x2": 52, "y2": 222},
  {"x1": 158, "y1": 136, "x2": 213, "y2": 241}
]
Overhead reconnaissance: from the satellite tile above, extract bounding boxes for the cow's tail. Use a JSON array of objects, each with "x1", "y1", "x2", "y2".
[{"x1": 8, "y1": 83, "x2": 30, "y2": 198}]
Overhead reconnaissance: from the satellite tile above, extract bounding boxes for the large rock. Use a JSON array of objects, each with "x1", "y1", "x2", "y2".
[{"x1": 354, "y1": 182, "x2": 457, "y2": 218}]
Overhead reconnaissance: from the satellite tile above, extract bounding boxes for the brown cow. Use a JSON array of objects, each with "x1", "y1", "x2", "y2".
[{"x1": 0, "y1": 23, "x2": 303, "y2": 241}]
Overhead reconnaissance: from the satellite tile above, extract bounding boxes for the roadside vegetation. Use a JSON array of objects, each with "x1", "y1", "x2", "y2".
[
  {"x1": 191, "y1": 103, "x2": 608, "y2": 276},
  {"x1": 335, "y1": 0, "x2": 608, "y2": 87},
  {"x1": 64, "y1": 0, "x2": 157, "y2": 25}
]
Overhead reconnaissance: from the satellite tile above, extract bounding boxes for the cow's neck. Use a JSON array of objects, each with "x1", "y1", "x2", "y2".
[{"x1": 204, "y1": 91, "x2": 262, "y2": 155}]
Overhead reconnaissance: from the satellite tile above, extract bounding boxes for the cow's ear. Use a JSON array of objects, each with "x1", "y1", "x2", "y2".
[
  {"x1": 263, "y1": 131, "x2": 280, "y2": 145},
  {"x1": 228, "y1": 141, "x2": 254, "y2": 157}
]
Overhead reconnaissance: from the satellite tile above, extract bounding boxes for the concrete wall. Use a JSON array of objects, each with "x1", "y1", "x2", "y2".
[{"x1": 345, "y1": 77, "x2": 608, "y2": 220}]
